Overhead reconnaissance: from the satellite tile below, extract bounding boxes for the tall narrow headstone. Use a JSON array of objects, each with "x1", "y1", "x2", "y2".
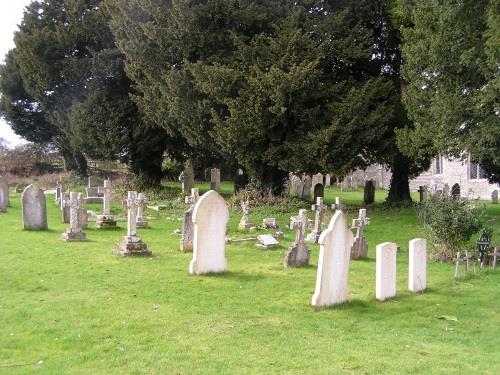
[
  {"x1": 96, "y1": 180, "x2": 117, "y2": 229},
  {"x1": 311, "y1": 211, "x2": 354, "y2": 307},
  {"x1": 22, "y1": 184, "x2": 48, "y2": 230},
  {"x1": 284, "y1": 209, "x2": 310, "y2": 267},
  {"x1": 210, "y1": 168, "x2": 221, "y2": 191},
  {"x1": 180, "y1": 188, "x2": 200, "y2": 252},
  {"x1": 179, "y1": 160, "x2": 195, "y2": 194},
  {"x1": 350, "y1": 209, "x2": 370, "y2": 259},
  {"x1": 189, "y1": 190, "x2": 229, "y2": 275},
  {"x1": 409, "y1": 238, "x2": 427, "y2": 292},
  {"x1": 61, "y1": 192, "x2": 70, "y2": 223},
  {"x1": 136, "y1": 193, "x2": 148, "y2": 228},
  {"x1": 78, "y1": 193, "x2": 88, "y2": 229},
  {"x1": 376, "y1": 242, "x2": 397, "y2": 301},
  {"x1": 0, "y1": 176, "x2": 8, "y2": 212},
  {"x1": 116, "y1": 191, "x2": 152, "y2": 256},
  {"x1": 363, "y1": 180, "x2": 375, "y2": 205},
  {"x1": 302, "y1": 175, "x2": 312, "y2": 199},
  {"x1": 492, "y1": 190, "x2": 498, "y2": 204},
  {"x1": 306, "y1": 197, "x2": 327, "y2": 243},
  {"x1": 418, "y1": 186, "x2": 427, "y2": 202},
  {"x1": 61, "y1": 192, "x2": 87, "y2": 241},
  {"x1": 325, "y1": 174, "x2": 331, "y2": 187}
]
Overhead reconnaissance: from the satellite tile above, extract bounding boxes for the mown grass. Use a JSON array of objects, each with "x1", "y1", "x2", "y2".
[{"x1": 1, "y1": 185, "x2": 499, "y2": 374}]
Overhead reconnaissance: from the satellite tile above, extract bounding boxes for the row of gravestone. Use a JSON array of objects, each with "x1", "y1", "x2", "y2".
[{"x1": 418, "y1": 183, "x2": 499, "y2": 203}]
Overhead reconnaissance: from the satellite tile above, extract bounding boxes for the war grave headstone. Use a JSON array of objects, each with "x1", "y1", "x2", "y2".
[
  {"x1": 0, "y1": 176, "x2": 8, "y2": 212},
  {"x1": 350, "y1": 209, "x2": 370, "y2": 259},
  {"x1": 306, "y1": 197, "x2": 327, "y2": 243},
  {"x1": 116, "y1": 191, "x2": 152, "y2": 256},
  {"x1": 409, "y1": 238, "x2": 427, "y2": 292},
  {"x1": 363, "y1": 180, "x2": 375, "y2": 205},
  {"x1": 311, "y1": 210, "x2": 354, "y2": 307},
  {"x1": 492, "y1": 190, "x2": 498, "y2": 204},
  {"x1": 136, "y1": 193, "x2": 149, "y2": 228},
  {"x1": 189, "y1": 190, "x2": 229, "y2": 275},
  {"x1": 451, "y1": 183, "x2": 461, "y2": 199},
  {"x1": 210, "y1": 168, "x2": 221, "y2": 191},
  {"x1": 238, "y1": 200, "x2": 253, "y2": 231},
  {"x1": 284, "y1": 209, "x2": 310, "y2": 267},
  {"x1": 22, "y1": 184, "x2": 48, "y2": 230},
  {"x1": 376, "y1": 242, "x2": 397, "y2": 301},
  {"x1": 95, "y1": 180, "x2": 117, "y2": 229},
  {"x1": 61, "y1": 192, "x2": 87, "y2": 241},
  {"x1": 180, "y1": 188, "x2": 200, "y2": 252}
]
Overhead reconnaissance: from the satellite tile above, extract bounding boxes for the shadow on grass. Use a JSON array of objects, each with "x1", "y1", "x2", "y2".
[{"x1": 197, "y1": 271, "x2": 265, "y2": 282}]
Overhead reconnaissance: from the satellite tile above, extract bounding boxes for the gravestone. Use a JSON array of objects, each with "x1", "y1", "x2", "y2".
[
  {"x1": 15, "y1": 183, "x2": 28, "y2": 193},
  {"x1": 55, "y1": 182, "x2": 62, "y2": 204},
  {"x1": 256, "y1": 234, "x2": 279, "y2": 249},
  {"x1": 22, "y1": 184, "x2": 48, "y2": 230},
  {"x1": 409, "y1": 238, "x2": 427, "y2": 292},
  {"x1": 311, "y1": 211, "x2": 354, "y2": 307},
  {"x1": 210, "y1": 168, "x2": 221, "y2": 191},
  {"x1": 61, "y1": 192, "x2": 87, "y2": 241},
  {"x1": 363, "y1": 180, "x2": 375, "y2": 205},
  {"x1": 418, "y1": 186, "x2": 427, "y2": 202},
  {"x1": 179, "y1": 160, "x2": 195, "y2": 194},
  {"x1": 78, "y1": 193, "x2": 88, "y2": 229},
  {"x1": 95, "y1": 180, "x2": 117, "y2": 229},
  {"x1": 376, "y1": 242, "x2": 397, "y2": 301},
  {"x1": 302, "y1": 175, "x2": 312, "y2": 199},
  {"x1": 492, "y1": 190, "x2": 498, "y2": 204},
  {"x1": 116, "y1": 191, "x2": 152, "y2": 256},
  {"x1": 0, "y1": 176, "x2": 8, "y2": 212},
  {"x1": 238, "y1": 200, "x2": 253, "y2": 231},
  {"x1": 443, "y1": 183, "x2": 450, "y2": 197},
  {"x1": 189, "y1": 190, "x2": 229, "y2": 275},
  {"x1": 340, "y1": 178, "x2": 349, "y2": 192},
  {"x1": 325, "y1": 174, "x2": 331, "y2": 187},
  {"x1": 284, "y1": 209, "x2": 310, "y2": 267},
  {"x1": 331, "y1": 197, "x2": 344, "y2": 211},
  {"x1": 61, "y1": 192, "x2": 70, "y2": 223},
  {"x1": 180, "y1": 188, "x2": 200, "y2": 252},
  {"x1": 312, "y1": 173, "x2": 324, "y2": 201},
  {"x1": 350, "y1": 209, "x2": 370, "y2": 259},
  {"x1": 306, "y1": 197, "x2": 327, "y2": 243},
  {"x1": 262, "y1": 218, "x2": 278, "y2": 229},
  {"x1": 295, "y1": 179, "x2": 304, "y2": 199},
  {"x1": 451, "y1": 183, "x2": 460, "y2": 199},
  {"x1": 476, "y1": 229, "x2": 492, "y2": 267},
  {"x1": 136, "y1": 193, "x2": 148, "y2": 228}
]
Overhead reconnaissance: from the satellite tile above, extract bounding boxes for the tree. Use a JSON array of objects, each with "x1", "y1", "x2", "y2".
[{"x1": 397, "y1": 0, "x2": 500, "y2": 184}]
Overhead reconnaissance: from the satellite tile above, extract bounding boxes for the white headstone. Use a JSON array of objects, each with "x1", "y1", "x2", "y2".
[
  {"x1": 409, "y1": 238, "x2": 427, "y2": 292},
  {"x1": 0, "y1": 176, "x2": 8, "y2": 212},
  {"x1": 311, "y1": 211, "x2": 354, "y2": 307},
  {"x1": 189, "y1": 190, "x2": 229, "y2": 275},
  {"x1": 22, "y1": 184, "x2": 48, "y2": 230},
  {"x1": 256, "y1": 234, "x2": 279, "y2": 248},
  {"x1": 376, "y1": 242, "x2": 397, "y2": 301}
]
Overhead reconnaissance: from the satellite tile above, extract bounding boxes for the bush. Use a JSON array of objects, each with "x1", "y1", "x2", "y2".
[{"x1": 418, "y1": 195, "x2": 484, "y2": 261}]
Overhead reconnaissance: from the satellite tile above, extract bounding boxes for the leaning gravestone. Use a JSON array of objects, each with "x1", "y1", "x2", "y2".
[
  {"x1": 492, "y1": 190, "x2": 498, "y2": 204},
  {"x1": 189, "y1": 190, "x2": 229, "y2": 275},
  {"x1": 311, "y1": 211, "x2": 354, "y2": 307},
  {"x1": 0, "y1": 176, "x2": 8, "y2": 212},
  {"x1": 376, "y1": 242, "x2": 397, "y2": 301},
  {"x1": 363, "y1": 180, "x2": 375, "y2": 205},
  {"x1": 61, "y1": 192, "x2": 87, "y2": 241},
  {"x1": 409, "y1": 238, "x2": 427, "y2": 292},
  {"x1": 210, "y1": 168, "x2": 221, "y2": 191},
  {"x1": 284, "y1": 209, "x2": 310, "y2": 267},
  {"x1": 180, "y1": 188, "x2": 200, "y2": 252},
  {"x1": 22, "y1": 184, "x2": 48, "y2": 230}
]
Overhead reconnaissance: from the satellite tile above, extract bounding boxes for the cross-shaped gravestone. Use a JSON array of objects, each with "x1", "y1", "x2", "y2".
[
  {"x1": 350, "y1": 209, "x2": 370, "y2": 259},
  {"x1": 180, "y1": 188, "x2": 200, "y2": 252},
  {"x1": 136, "y1": 192, "x2": 148, "y2": 228},
  {"x1": 95, "y1": 180, "x2": 117, "y2": 229},
  {"x1": 284, "y1": 209, "x2": 310, "y2": 267},
  {"x1": 331, "y1": 197, "x2": 344, "y2": 211},
  {"x1": 306, "y1": 197, "x2": 327, "y2": 243},
  {"x1": 116, "y1": 191, "x2": 152, "y2": 256},
  {"x1": 61, "y1": 192, "x2": 87, "y2": 241}
]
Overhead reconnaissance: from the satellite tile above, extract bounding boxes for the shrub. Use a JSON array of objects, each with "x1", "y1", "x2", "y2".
[{"x1": 418, "y1": 195, "x2": 484, "y2": 261}]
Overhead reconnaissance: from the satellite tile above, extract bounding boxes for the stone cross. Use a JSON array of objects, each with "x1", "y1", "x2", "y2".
[
  {"x1": 61, "y1": 192, "x2": 87, "y2": 241},
  {"x1": 376, "y1": 242, "x2": 397, "y2": 301},
  {"x1": 238, "y1": 200, "x2": 252, "y2": 231},
  {"x1": 22, "y1": 184, "x2": 48, "y2": 230},
  {"x1": 125, "y1": 191, "x2": 140, "y2": 237},
  {"x1": 136, "y1": 192, "x2": 148, "y2": 228},
  {"x1": 98, "y1": 180, "x2": 112, "y2": 215},
  {"x1": 311, "y1": 210, "x2": 354, "y2": 307},
  {"x1": 180, "y1": 188, "x2": 200, "y2": 252},
  {"x1": 284, "y1": 209, "x2": 310, "y2": 267},
  {"x1": 350, "y1": 209, "x2": 370, "y2": 259},
  {"x1": 409, "y1": 238, "x2": 427, "y2": 292},
  {"x1": 331, "y1": 197, "x2": 344, "y2": 211},
  {"x1": 306, "y1": 197, "x2": 327, "y2": 243}
]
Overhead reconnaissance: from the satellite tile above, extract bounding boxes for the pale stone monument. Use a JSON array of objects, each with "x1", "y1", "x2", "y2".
[
  {"x1": 180, "y1": 188, "x2": 200, "y2": 252},
  {"x1": 179, "y1": 160, "x2": 195, "y2": 194},
  {"x1": 238, "y1": 200, "x2": 253, "y2": 231},
  {"x1": 61, "y1": 192, "x2": 70, "y2": 223},
  {"x1": 331, "y1": 197, "x2": 344, "y2": 211},
  {"x1": 95, "y1": 180, "x2": 117, "y2": 229},
  {"x1": 22, "y1": 184, "x2": 48, "y2": 230},
  {"x1": 136, "y1": 193, "x2": 148, "y2": 228},
  {"x1": 409, "y1": 238, "x2": 427, "y2": 292},
  {"x1": 306, "y1": 197, "x2": 327, "y2": 243},
  {"x1": 78, "y1": 193, "x2": 88, "y2": 229},
  {"x1": 325, "y1": 174, "x2": 331, "y2": 187},
  {"x1": 311, "y1": 211, "x2": 354, "y2": 307},
  {"x1": 189, "y1": 190, "x2": 229, "y2": 275},
  {"x1": 492, "y1": 190, "x2": 498, "y2": 204},
  {"x1": 256, "y1": 234, "x2": 279, "y2": 248},
  {"x1": 350, "y1": 209, "x2": 370, "y2": 259},
  {"x1": 376, "y1": 242, "x2": 397, "y2": 301},
  {"x1": 61, "y1": 192, "x2": 87, "y2": 241},
  {"x1": 284, "y1": 209, "x2": 310, "y2": 267},
  {"x1": 0, "y1": 176, "x2": 8, "y2": 212},
  {"x1": 116, "y1": 191, "x2": 152, "y2": 256},
  {"x1": 210, "y1": 168, "x2": 221, "y2": 191}
]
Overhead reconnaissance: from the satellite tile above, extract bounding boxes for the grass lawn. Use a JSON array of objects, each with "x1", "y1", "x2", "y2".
[{"x1": 1, "y1": 185, "x2": 499, "y2": 374}]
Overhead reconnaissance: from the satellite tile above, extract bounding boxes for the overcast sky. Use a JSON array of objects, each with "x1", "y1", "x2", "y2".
[{"x1": 0, "y1": 0, "x2": 33, "y2": 148}]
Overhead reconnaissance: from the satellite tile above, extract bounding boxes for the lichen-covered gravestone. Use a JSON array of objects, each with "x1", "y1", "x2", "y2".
[
  {"x1": 210, "y1": 168, "x2": 221, "y2": 191},
  {"x1": 284, "y1": 209, "x2": 310, "y2": 267},
  {"x1": 0, "y1": 176, "x2": 8, "y2": 212},
  {"x1": 302, "y1": 175, "x2": 312, "y2": 199},
  {"x1": 22, "y1": 184, "x2": 48, "y2": 230},
  {"x1": 311, "y1": 211, "x2": 354, "y2": 307},
  {"x1": 61, "y1": 192, "x2": 87, "y2": 241},
  {"x1": 180, "y1": 188, "x2": 200, "y2": 252},
  {"x1": 189, "y1": 190, "x2": 229, "y2": 275},
  {"x1": 409, "y1": 238, "x2": 427, "y2": 292},
  {"x1": 376, "y1": 242, "x2": 397, "y2": 301}
]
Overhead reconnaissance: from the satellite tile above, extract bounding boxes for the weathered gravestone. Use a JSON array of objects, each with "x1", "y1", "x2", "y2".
[
  {"x1": 61, "y1": 192, "x2": 70, "y2": 223},
  {"x1": 189, "y1": 190, "x2": 229, "y2": 275},
  {"x1": 492, "y1": 190, "x2": 498, "y2": 204},
  {"x1": 78, "y1": 193, "x2": 88, "y2": 229},
  {"x1": 350, "y1": 209, "x2": 370, "y2": 259},
  {"x1": 363, "y1": 180, "x2": 375, "y2": 205},
  {"x1": 284, "y1": 209, "x2": 310, "y2": 267},
  {"x1": 302, "y1": 175, "x2": 312, "y2": 199},
  {"x1": 443, "y1": 183, "x2": 450, "y2": 197},
  {"x1": 95, "y1": 180, "x2": 117, "y2": 229},
  {"x1": 312, "y1": 173, "x2": 324, "y2": 201},
  {"x1": 418, "y1": 186, "x2": 427, "y2": 202},
  {"x1": 22, "y1": 184, "x2": 48, "y2": 230},
  {"x1": 179, "y1": 160, "x2": 195, "y2": 194},
  {"x1": 136, "y1": 193, "x2": 148, "y2": 228},
  {"x1": 0, "y1": 176, "x2": 8, "y2": 212},
  {"x1": 61, "y1": 192, "x2": 87, "y2": 241},
  {"x1": 376, "y1": 242, "x2": 397, "y2": 301},
  {"x1": 256, "y1": 234, "x2": 279, "y2": 249},
  {"x1": 180, "y1": 188, "x2": 200, "y2": 252},
  {"x1": 210, "y1": 168, "x2": 221, "y2": 191},
  {"x1": 116, "y1": 191, "x2": 152, "y2": 256},
  {"x1": 477, "y1": 229, "x2": 492, "y2": 267},
  {"x1": 306, "y1": 197, "x2": 327, "y2": 243},
  {"x1": 451, "y1": 183, "x2": 461, "y2": 199},
  {"x1": 409, "y1": 238, "x2": 427, "y2": 292},
  {"x1": 325, "y1": 174, "x2": 331, "y2": 187},
  {"x1": 238, "y1": 200, "x2": 253, "y2": 231},
  {"x1": 311, "y1": 211, "x2": 354, "y2": 307}
]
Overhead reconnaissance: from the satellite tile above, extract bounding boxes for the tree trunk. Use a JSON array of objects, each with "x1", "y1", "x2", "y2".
[{"x1": 387, "y1": 154, "x2": 412, "y2": 204}]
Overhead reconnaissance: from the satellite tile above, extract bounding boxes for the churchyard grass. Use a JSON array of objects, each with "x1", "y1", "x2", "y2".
[{"x1": 1, "y1": 186, "x2": 499, "y2": 374}]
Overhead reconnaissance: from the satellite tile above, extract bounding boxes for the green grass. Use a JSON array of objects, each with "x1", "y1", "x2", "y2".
[{"x1": 1, "y1": 187, "x2": 500, "y2": 374}]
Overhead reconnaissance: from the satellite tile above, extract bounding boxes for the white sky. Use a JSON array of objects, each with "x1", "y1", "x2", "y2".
[{"x1": 0, "y1": 0, "x2": 33, "y2": 148}]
